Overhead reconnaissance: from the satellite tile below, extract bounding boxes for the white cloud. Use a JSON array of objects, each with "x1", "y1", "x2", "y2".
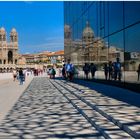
[{"x1": 24, "y1": 1, "x2": 33, "y2": 4}]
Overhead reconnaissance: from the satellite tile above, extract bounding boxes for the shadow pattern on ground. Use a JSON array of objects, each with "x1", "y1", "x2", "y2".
[
  {"x1": 0, "y1": 77, "x2": 103, "y2": 139},
  {"x1": 55, "y1": 78, "x2": 140, "y2": 138}
]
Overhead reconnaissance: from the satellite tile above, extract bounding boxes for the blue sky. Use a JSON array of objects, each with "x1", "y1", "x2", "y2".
[{"x1": 0, "y1": 1, "x2": 64, "y2": 54}]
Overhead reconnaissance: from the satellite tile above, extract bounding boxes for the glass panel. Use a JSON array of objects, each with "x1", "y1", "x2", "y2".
[
  {"x1": 88, "y1": 2, "x2": 97, "y2": 37},
  {"x1": 124, "y1": 1, "x2": 140, "y2": 27},
  {"x1": 125, "y1": 23, "x2": 140, "y2": 82},
  {"x1": 104, "y1": 2, "x2": 109, "y2": 37},
  {"x1": 64, "y1": 1, "x2": 140, "y2": 84},
  {"x1": 109, "y1": 31, "x2": 124, "y2": 81},
  {"x1": 109, "y1": 1, "x2": 123, "y2": 34}
]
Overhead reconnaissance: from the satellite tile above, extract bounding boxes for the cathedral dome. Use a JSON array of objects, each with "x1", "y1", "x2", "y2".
[
  {"x1": 82, "y1": 21, "x2": 94, "y2": 41},
  {"x1": 11, "y1": 28, "x2": 17, "y2": 33},
  {"x1": 10, "y1": 28, "x2": 17, "y2": 36}
]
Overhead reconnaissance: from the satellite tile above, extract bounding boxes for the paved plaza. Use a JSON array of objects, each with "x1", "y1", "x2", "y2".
[
  {"x1": 0, "y1": 73, "x2": 33, "y2": 122},
  {"x1": 0, "y1": 75, "x2": 140, "y2": 139}
]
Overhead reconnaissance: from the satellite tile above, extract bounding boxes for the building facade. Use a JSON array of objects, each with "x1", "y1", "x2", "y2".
[
  {"x1": 0, "y1": 26, "x2": 64, "y2": 71},
  {"x1": 64, "y1": 21, "x2": 124, "y2": 67},
  {"x1": 64, "y1": 1, "x2": 140, "y2": 83},
  {"x1": 0, "y1": 27, "x2": 19, "y2": 72},
  {"x1": 20, "y1": 50, "x2": 64, "y2": 67}
]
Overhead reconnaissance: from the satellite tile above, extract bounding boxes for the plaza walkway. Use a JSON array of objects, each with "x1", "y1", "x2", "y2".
[
  {"x1": 0, "y1": 74, "x2": 33, "y2": 122},
  {"x1": 0, "y1": 76, "x2": 140, "y2": 139}
]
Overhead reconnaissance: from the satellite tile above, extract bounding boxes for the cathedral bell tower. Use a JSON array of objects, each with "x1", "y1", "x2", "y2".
[
  {"x1": 0, "y1": 27, "x2": 6, "y2": 42},
  {"x1": 8, "y1": 28, "x2": 18, "y2": 64},
  {"x1": 10, "y1": 28, "x2": 18, "y2": 44},
  {"x1": 0, "y1": 27, "x2": 7, "y2": 64}
]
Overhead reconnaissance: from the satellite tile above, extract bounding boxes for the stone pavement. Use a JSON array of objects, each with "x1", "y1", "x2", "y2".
[
  {"x1": 0, "y1": 75, "x2": 33, "y2": 122},
  {"x1": 0, "y1": 76, "x2": 139, "y2": 139},
  {"x1": 0, "y1": 77, "x2": 103, "y2": 139},
  {"x1": 54, "y1": 79, "x2": 140, "y2": 138}
]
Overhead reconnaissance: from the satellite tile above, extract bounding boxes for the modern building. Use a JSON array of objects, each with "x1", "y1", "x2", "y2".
[
  {"x1": 64, "y1": 1, "x2": 140, "y2": 82},
  {"x1": 0, "y1": 27, "x2": 19, "y2": 72},
  {"x1": 64, "y1": 21, "x2": 124, "y2": 68}
]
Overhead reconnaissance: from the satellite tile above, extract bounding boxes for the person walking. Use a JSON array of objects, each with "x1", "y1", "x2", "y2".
[
  {"x1": 108, "y1": 61, "x2": 113, "y2": 80},
  {"x1": 90, "y1": 63, "x2": 97, "y2": 79},
  {"x1": 113, "y1": 58, "x2": 122, "y2": 81},
  {"x1": 137, "y1": 64, "x2": 140, "y2": 81},
  {"x1": 83, "y1": 63, "x2": 90, "y2": 79},
  {"x1": 65, "y1": 59, "x2": 74, "y2": 81},
  {"x1": 103, "y1": 63, "x2": 109, "y2": 80},
  {"x1": 51, "y1": 67, "x2": 56, "y2": 79},
  {"x1": 62, "y1": 64, "x2": 66, "y2": 79},
  {"x1": 19, "y1": 68, "x2": 24, "y2": 85}
]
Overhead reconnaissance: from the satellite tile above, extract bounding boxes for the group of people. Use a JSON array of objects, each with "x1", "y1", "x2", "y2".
[
  {"x1": 47, "y1": 67, "x2": 56, "y2": 79},
  {"x1": 62, "y1": 58, "x2": 123, "y2": 82},
  {"x1": 46, "y1": 59, "x2": 76, "y2": 81},
  {"x1": 15, "y1": 58, "x2": 139, "y2": 83},
  {"x1": 83, "y1": 58, "x2": 122, "y2": 81},
  {"x1": 13, "y1": 68, "x2": 26, "y2": 85},
  {"x1": 103, "y1": 60, "x2": 140, "y2": 81},
  {"x1": 62, "y1": 59, "x2": 75, "y2": 81},
  {"x1": 103, "y1": 58, "x2": 122, "y2": 81},
  {"x1": 33, "y1": 69, "x2": 44, "y2": 76},
  {"x1": 83, "y1": 63, "x2": 97, "y2": 79}
]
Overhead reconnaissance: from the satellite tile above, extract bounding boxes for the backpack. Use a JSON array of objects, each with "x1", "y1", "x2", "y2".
[
  {"x1": 66, "y1": 64, "x2": 73, "y2": 72},
  {"x1": 52, "y1": 69, "x2": 56, "y2": 75}
]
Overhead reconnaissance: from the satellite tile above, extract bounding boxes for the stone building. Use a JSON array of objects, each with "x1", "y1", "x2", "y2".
[
  {"x1": 21, "y1": 50, "x2": 64, "y2": 67},
  {"x1": 0, "y1": 27, "x2": 19, "y2": 72},
  {"x1": 64, "y1": 21, "x2": 124, "y2": 69}
]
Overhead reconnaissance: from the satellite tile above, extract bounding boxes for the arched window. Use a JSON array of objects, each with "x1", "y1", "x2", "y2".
[
  {"x1": 4, "y1": 60, "x2": 6, "y2": 64},
  {"x1": 15, "y1": 59, "x2": 17, "y2": 64},
  {"x1": 8, "y1": 51, "x2": 13, "y2": 64},
  {"x1": 15, "y1": 36, "x2": 17, "y2": 42}
]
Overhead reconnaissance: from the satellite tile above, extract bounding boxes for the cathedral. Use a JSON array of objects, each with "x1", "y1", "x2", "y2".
[
  {"x1": 64, "y1": 22, "x2": 108, "y2": 66},
  {"x1": 0, "y1": 27, "x2": 19, "y2": 72},
  {"x1": 64, "y1": 21, "x2": 124, "y2": 69}
]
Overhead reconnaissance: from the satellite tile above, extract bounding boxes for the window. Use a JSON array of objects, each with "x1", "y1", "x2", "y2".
[{"x1": 4, "y1": 60, "x2": 6, "y2": 64}]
